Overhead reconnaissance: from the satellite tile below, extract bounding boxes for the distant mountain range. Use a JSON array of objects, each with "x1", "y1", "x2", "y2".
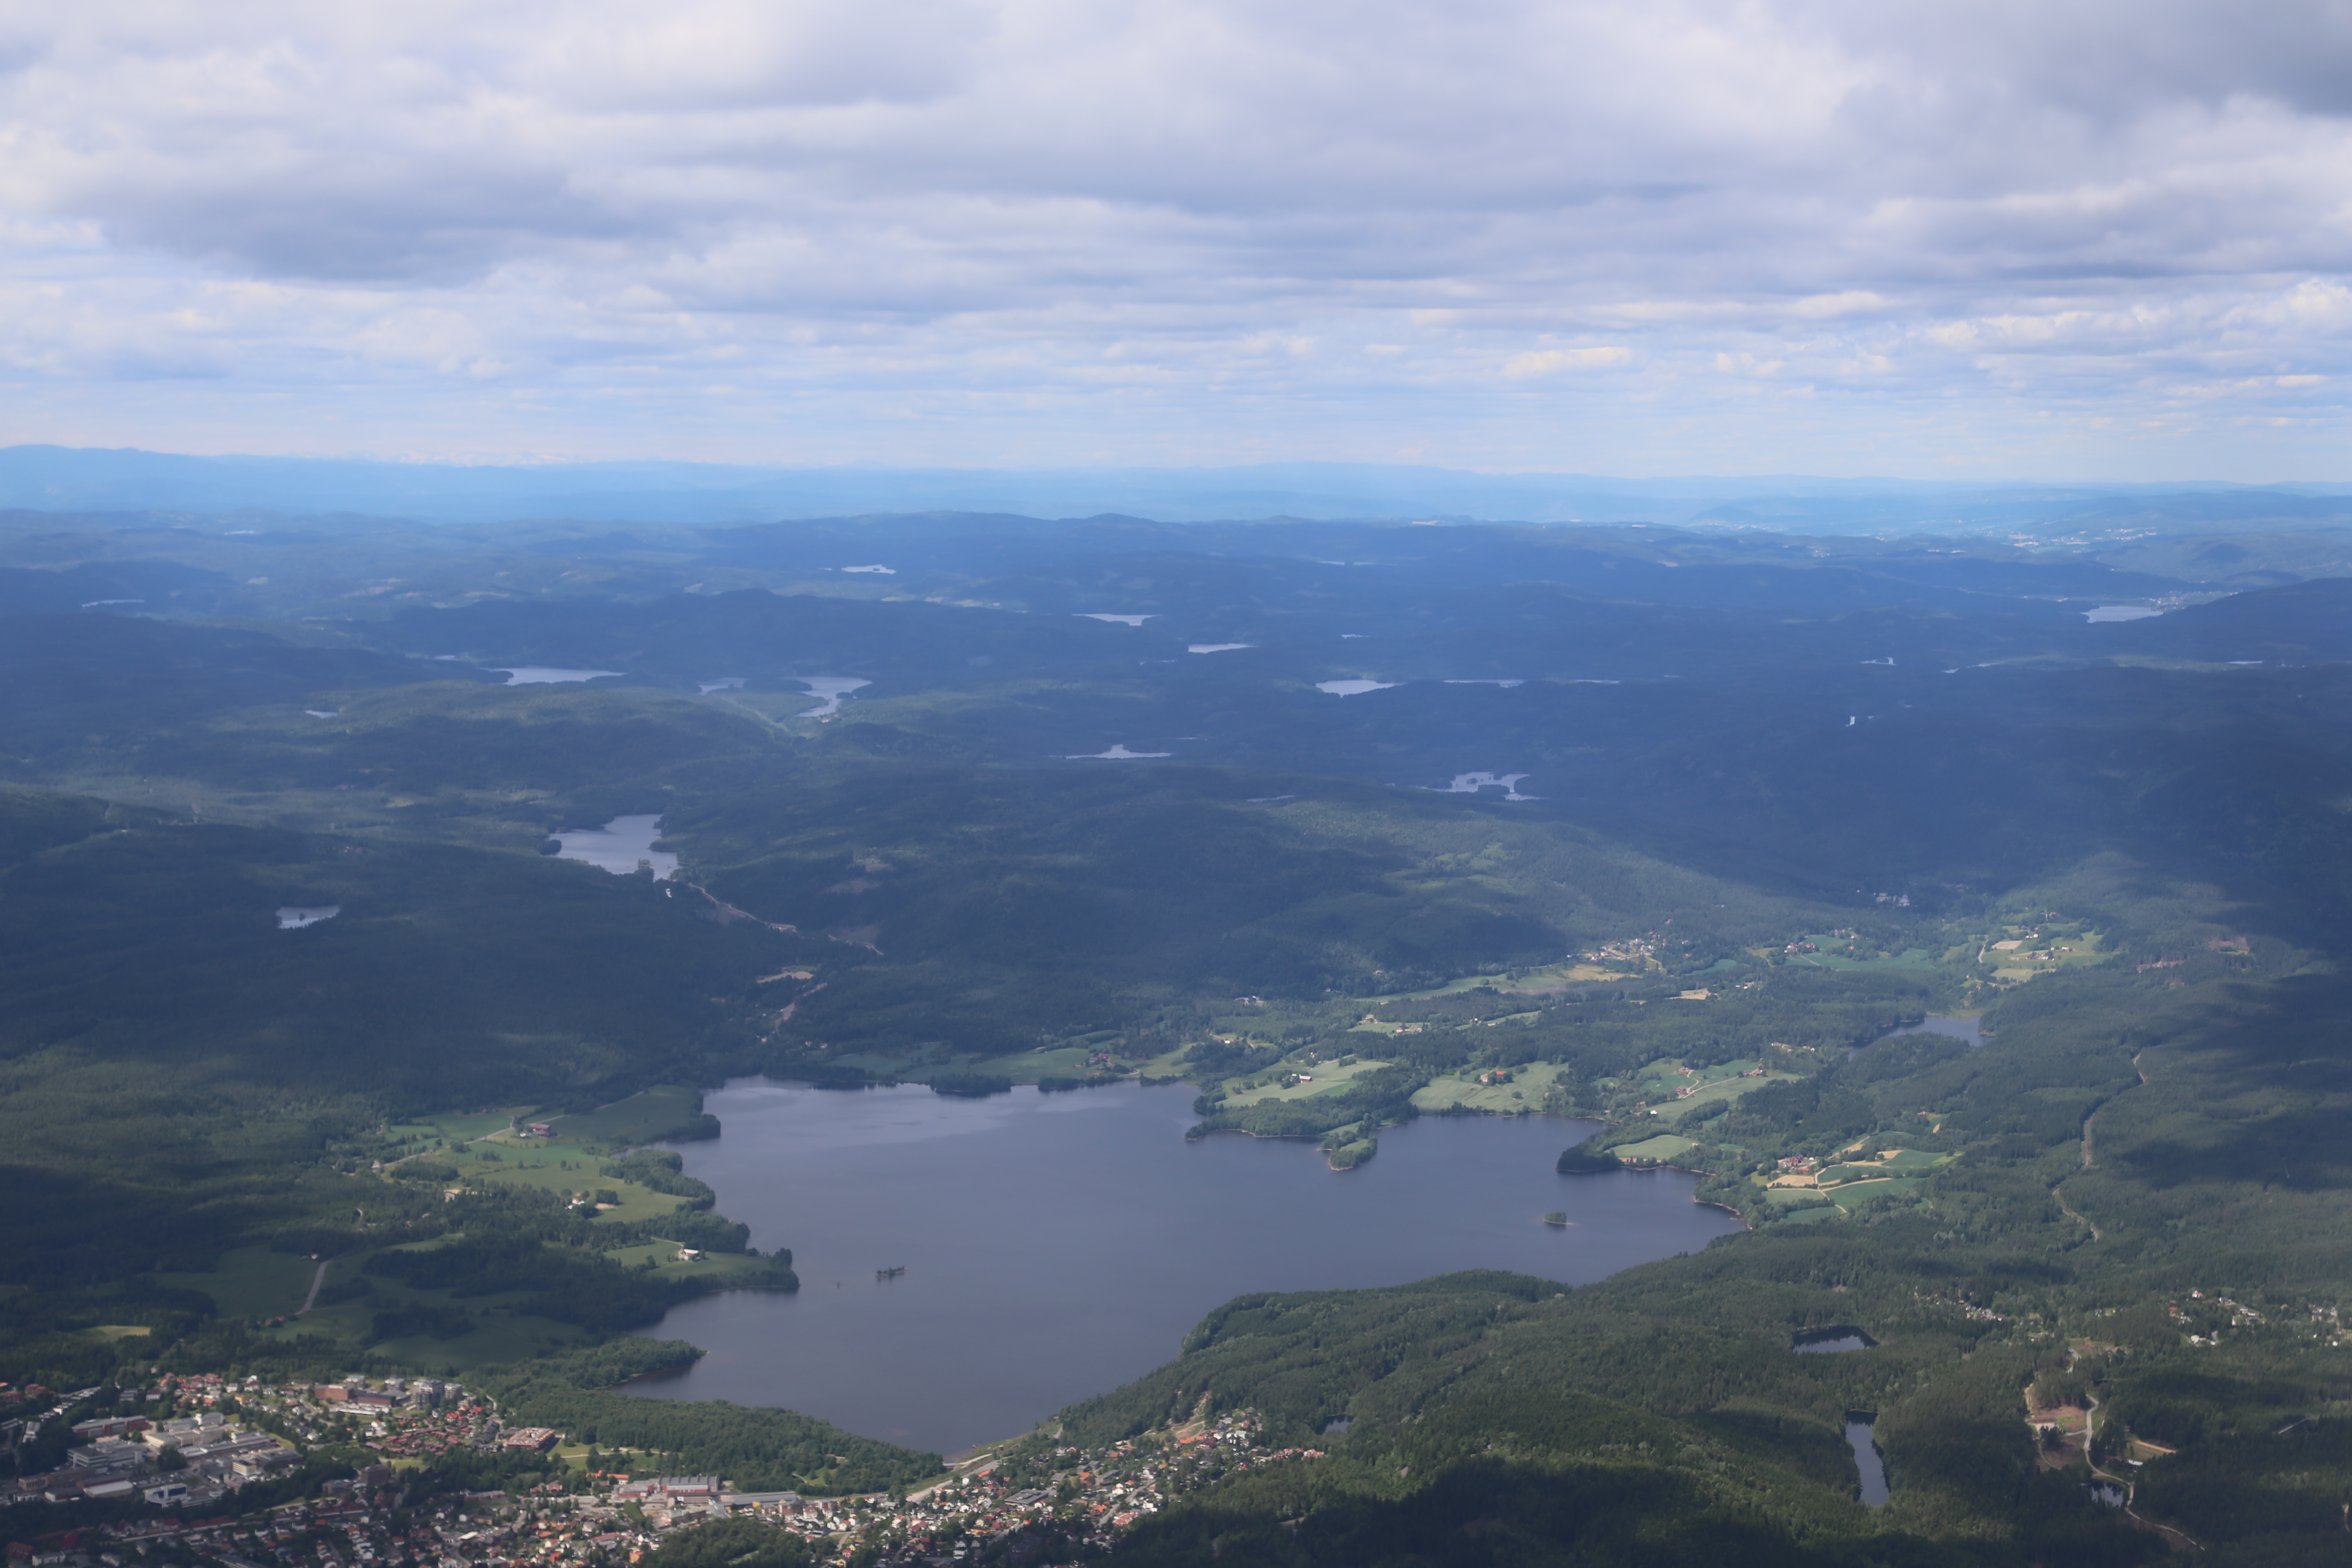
[{"x1": 6, "y1": 444, "x2": 2352, "y2": 533}]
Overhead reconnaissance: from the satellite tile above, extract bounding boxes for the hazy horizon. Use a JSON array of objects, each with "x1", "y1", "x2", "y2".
[{"x1": 10, "y1": 441, "x2": 2352, "y2": 530}]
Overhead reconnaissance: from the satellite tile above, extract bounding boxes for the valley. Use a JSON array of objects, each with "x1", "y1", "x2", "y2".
[{"x1": 3, "y1": 508, "x2": 2352, "y2": 1564}]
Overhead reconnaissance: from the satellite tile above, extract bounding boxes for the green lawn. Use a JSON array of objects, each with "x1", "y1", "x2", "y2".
[
  {"x1": 1411, "y1": 1060, "x2": 1568, "y2": 1113},
  {"x1": 158, "y1": 1245, "x2": 324, "y2": 1320},
  {"x1": 1219, "y1": 1057, "x2": 1393, "y2": 1108},
  {"x1": 600, "y1": 1242, "x2": 785, "y2": 1285},
  {"x1": 1363, "y1": 960, "x2": 1622, "y2": 1004},
  {"x1": 1611, "y1": 1134, "x2": 1699, "y2": 1163},
  {"x1": 544, "y1": 1085, "x2": 705, "y2": 1146},
  {"x1": 465, "y1": 1155, "x2": 689, "y2": 1227},
  {"x1": 1786, "y1": 940, "x2": 1939, "y2": 972},
  {"x1": 1824, "y1": 1176, "x2": 1924, "y2": 1208},
  {"x1": 1646, "y1": 1069, "x2": 1801, "y2": 1124}
]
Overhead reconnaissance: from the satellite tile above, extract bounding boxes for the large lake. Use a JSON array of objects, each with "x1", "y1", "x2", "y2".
[{"x1": 633, "y1": 1080, "x2": 1741, "y2": 1454}]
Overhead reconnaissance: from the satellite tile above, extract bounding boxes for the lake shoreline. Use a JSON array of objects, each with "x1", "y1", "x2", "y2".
[{"x1": 635, "y1": 1078, "x2": 1736, "y2": 1452}]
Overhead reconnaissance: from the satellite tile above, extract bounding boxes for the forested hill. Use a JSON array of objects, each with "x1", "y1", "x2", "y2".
[
  {"x1": 1061, "y1": 955, "x2": 2352, "y2": 1564},
  {"x1": 2, "y1": 507, "x2": 2351, "y2": 1558}
]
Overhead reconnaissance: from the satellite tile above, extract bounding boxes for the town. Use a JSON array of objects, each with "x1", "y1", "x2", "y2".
[{"x1": 3, "y1": 1375, "x2": 1315, "y2": 1568}]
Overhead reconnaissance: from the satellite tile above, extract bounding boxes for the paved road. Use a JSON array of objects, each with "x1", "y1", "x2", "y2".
[{"x1": 295, "y1": 1258, "x2": 334, "y2": 1316}]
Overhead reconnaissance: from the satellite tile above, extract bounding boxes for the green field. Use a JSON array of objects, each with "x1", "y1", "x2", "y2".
[
  {"x1": 158, "y1": 1246, "x2": 325, "y2": 1320},
  {"x1": 462, "y1": 1152, "x2": 690, "y2": 1227},
  {"x1": 1363, "y1": 959, "x2": 1625, "y2": 1003},
  {"x1": 1644, "y1": 1066, "x2": 1799, "y2": 1124},
  {"x1": 1410, "y1": 1060, "x2": 1568, "y2": 1113},
  {"x1": 1609, "y1": 1134, "x2": 1699, "y2": 1164},
  {"x1": 1822, "y1": 1174, "x2": 1925, "y2": 1208},
  {"x1": 1219, "y1": 1057, "x2": 1393, "y2": 1108},
  {"x1": 542, "y1": 1085, "x2": 707, "y2": 1147},
  {"x1": 395, "y1": 1108, "x2": 535, "y2": 1147},
  {"x1": 1785, "y1": 939, "x2": 1939, "y2": 972}
]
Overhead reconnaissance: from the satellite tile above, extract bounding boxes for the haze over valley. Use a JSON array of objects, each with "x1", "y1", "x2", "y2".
[
  {"x1": 8, "y1": 0, "x2": 2352, "y2": 1562},
  {"x1": 0, "y1": 485, "x2": 2349, "y2": 1563}
]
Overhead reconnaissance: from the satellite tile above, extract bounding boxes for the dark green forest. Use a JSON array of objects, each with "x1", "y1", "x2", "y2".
[{"x1": 3, "y1": 507, "x2": 2352, "y2": 1560}]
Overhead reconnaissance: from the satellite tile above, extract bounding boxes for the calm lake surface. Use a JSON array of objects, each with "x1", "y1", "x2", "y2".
[
  {"x1": 1846, "y1": 1418, "x2": 1889, "y2": 1506},
  {"x1": 551, "y1": 814, "x2": 679, "y2": 879},
  {"x1": 634, "y1": 1080, "x2": 1742, "y2": 1454}
]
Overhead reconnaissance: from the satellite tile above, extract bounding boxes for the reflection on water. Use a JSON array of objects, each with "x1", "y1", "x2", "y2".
[
  {"x1": 1428, "y1": 772, "x2": 1537, "y2": 800},
  {"x1": 1793, "y1": 1329, "x2": 1875, "y2": 1354},
  {"x1": 550, "y1": 814, "x2": 679, "y2": 879},
  {"x1": 489, "y1": 667, "x2": 627, "y2": 685},
  {"x1": 1846, "y1": 1415, "x2": 1889, "y2": 1505},
  {"x1": 276, "y1": 906, "x2": 340, "y2": 929},
  {"x1": 633, "y1": 1080, "x2": 1742, "y2": 1453},
  {"x1": 1317, "y1": 679, "x2": 1396, "y2": 696},
  {"x1": 792, "y1": 678, "x2": 870, "y2": 719}
]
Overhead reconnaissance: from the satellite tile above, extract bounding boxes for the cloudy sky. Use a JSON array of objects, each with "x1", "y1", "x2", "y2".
[{"x1": 3, "y1": 0, "x2": 2351, "y2": 477}]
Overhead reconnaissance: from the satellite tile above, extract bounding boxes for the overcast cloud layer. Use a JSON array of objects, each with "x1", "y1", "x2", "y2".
[{"x1": 4, "y1": 0, "x2": 2352, "y2": 477}]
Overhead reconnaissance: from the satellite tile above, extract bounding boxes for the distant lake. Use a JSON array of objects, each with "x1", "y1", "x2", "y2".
[
  {"x1": 490, "y1": 667, "x2": 627, "y2": 685},
  {"x1": 551, "y1": 814, "x2": 678, "y2": 878},
  {"x1": 1879, "y1": 1015, "x2": 1983, "y2": 1047},
  {"x1": 634, "y1": 1081, "x2": 1741, "y2": 1454},
  {"x1": 2083, "y1": 605, "x2": 2160, "y2": 623},
  {"x1": 792, "y1": 677, "x2": 870, "y2": 718},
  {"x1": 1428, "y1": 772, "x2": 1537, "y2": 800}
]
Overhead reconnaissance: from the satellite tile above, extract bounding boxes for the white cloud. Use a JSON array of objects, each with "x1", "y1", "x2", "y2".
[
  {"x1": 0, "y1": 0, "x2": 2349, "y2": 473},
  {"x1": 1504, "y1": 347, "x2": 1633, "y2": 378}
]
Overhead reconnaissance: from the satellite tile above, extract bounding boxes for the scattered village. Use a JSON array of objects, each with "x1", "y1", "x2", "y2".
[{"x1": 3, "y1": 1375, "x2": 1311, "y2": 1568}]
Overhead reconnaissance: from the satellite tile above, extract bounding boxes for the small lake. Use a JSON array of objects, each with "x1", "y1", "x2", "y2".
[
  {"x1": 550, "y1": 814, "x2": 679, "y2": 878},
  {"x1": 1846, "y1": 1414, "x2": 1889, "y2": 1505},
  {"x1": 276, "y1": 905, "x2": 340, "y2": 929},
  {"x1": 1428, "y1": 772, "x2": 1537, "y2": 800},
  {"x1": 792, "y1": 678, "x2": 870, "y2": 719},
  {"x1": 490, "y1": 667, "x2": 627, "y2": 685},
  {"x1": 633, "y1": 1081, "x2": 1742, "y2": 1454},
  {"x1": 1317, "y1": 679, "x2": 1396, "y2": 696},
  {"x1": 2083, "y1": 606, "x2": 2160, "y2": 623},
  {"x1": 1879, "y1": 1015, "x2": 1983, "y2": 1047}
]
